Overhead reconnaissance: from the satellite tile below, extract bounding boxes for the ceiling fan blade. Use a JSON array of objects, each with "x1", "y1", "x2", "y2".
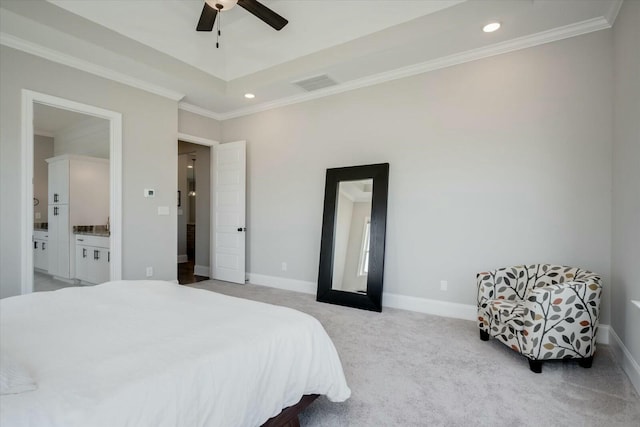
[
  {"x1": 196, "y1": 3, "x2": 217, "y2": 31},
  {"x1": 237, "y1": 0, "x2": 288, "y2": 31}
]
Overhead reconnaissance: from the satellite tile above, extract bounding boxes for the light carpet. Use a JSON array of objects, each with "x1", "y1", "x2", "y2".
[{"x1": 187, "y1": 280, "x2": 640, "y2": 427}]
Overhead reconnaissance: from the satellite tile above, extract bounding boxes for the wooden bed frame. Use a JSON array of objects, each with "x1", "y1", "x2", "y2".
[{"x1": 261, "y1": 394, "x2": 319, "y2": 427}]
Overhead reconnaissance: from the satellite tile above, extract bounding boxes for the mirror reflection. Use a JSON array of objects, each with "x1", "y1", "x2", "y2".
[{"x1": 331, "y1": 179, "x2": 373, "y2": 294}]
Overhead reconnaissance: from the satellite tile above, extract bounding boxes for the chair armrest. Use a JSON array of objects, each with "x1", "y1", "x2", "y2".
[{"x1": 521, "y1": 281, "x2": 602, "y2": 359}]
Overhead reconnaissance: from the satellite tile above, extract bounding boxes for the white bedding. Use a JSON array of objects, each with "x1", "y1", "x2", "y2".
[{"x1": 0, "y1": 281, "x2": 350, "y2": 426}]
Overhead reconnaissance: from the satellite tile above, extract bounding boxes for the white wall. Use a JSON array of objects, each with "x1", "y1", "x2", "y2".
[
  {"x1": 53, "y1": 116, "x2": 109, "y2": 159},
  {"x1": 222, "y1": 30, "x2": 613, "y2": 324},
  {"x1": 612, "y1": 0, "x2": 640, "y2": 384},
  {"x1": 33, "y1": 134, "x2": 53, "y2": 222},
  {"x1": 0, "y1": 45, "x2": 178, "y2": 298}
]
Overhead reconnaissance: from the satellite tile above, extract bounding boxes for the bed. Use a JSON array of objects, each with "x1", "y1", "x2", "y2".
[{"x1": 0, "y1": 280, "x2": 351, "y2": 426}]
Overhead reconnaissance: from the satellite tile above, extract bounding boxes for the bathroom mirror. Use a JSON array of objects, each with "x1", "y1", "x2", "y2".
[{"x1": 317, "y1": 163, "x2": 389, "y2": 312}]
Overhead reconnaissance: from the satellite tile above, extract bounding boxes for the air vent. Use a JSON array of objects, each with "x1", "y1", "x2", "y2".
[{"x1": 292, "y1": 74, "x2": 338, "y2": 92}]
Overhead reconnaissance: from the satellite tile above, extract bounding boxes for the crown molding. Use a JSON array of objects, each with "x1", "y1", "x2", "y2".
[
  {"x1": 178, "y1": 102, "x2": 224, "y2": 121},
  {"x1": 217, "y1": 16, "x2": 612, "y2": 120},
  {"x1": 0, "y1": 32, "x2": 185, "y2": 102},
  {"x1": 604, "y1": 0, "x2": 624, "y2": 26},
  {"x1": 2, "y1": 13, "x2": 614, "y2": 122}
]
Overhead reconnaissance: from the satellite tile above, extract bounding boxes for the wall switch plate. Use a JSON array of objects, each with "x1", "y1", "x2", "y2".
[
  {"x1": 281, "y1": 262, "x2": 287, "y2": 271},
  {"x1": 146, "y1": 267, "x2": 153, "y2": 277},
  {"x1": 144, "y1": 189, "x2": 155, "y2": 198},
  {"x1": 35, "y1": 212, "x2": 41, "y2": 219},
  {"x1": 440, "y1": 280, "x2": 448, "y2": 291},
  {"x1": 157, "y1": 206, "x2": 170, "y2": 216}
]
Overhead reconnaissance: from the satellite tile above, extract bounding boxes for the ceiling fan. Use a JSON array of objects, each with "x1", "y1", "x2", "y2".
[{"x1": 197, "y1": 0, "x2": 288, "y2": 39}]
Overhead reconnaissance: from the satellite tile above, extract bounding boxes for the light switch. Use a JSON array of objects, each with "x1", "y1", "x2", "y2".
[
  {"x1": 35, "y1": 212, "x2": 41, "y2": 219},
  {"x1": 157, "y1": 206, "x2": 170, "y2": 216}
]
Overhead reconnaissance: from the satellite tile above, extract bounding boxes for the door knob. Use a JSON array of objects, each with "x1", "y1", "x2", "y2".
[{"x1": 237, "y1": 227, "x2": 246, "y2": 232}]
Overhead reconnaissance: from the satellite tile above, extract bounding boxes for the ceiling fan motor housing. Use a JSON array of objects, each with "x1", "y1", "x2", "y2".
[{"x1": 205, "y1": 0, "x2": 238, "y2": 11}]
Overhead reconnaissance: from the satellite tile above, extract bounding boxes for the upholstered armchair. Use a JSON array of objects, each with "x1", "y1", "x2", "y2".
[{"x1": 477, "y1": 264, "x2": 602, "y2": 373}]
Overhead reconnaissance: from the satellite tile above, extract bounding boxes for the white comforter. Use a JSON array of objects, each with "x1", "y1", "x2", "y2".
[{"x1": 0, "y1": 281, "x2": 350, "y2": 426}]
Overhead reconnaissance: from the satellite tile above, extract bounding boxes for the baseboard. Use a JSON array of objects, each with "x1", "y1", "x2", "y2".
[
  {"x1": 245, "y1": 273, "x2": 610, "y2": 344},
  {"x1": 248, "y1": 273, "x2": 316, "y2": 295},
  {"x1": 382, "y1": 292, "x2": 477, "y2": 321},
  {"x1": 608, "y1": 327, "x2": 640, "y2": 396},
  {"x1": 194, "y1": 264, "x2": 210, "y2": 278},
  {"x1": 597, "y1": 324, "x2": 610, "y2": 345},
  {"x1": 177, "y1": 254, "x2": 188, "y2": 263}
]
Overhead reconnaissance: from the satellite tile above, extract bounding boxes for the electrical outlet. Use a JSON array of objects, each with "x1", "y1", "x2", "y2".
[
  {"x1": 440, "y1": 280, "x2": 448, "y2": 291},
  {"x1": 281, "y1": 262, "x2": 287, "y2": 271},
  {"x1": 146, "y1": 267, "x2": 153, "y2": 277}
]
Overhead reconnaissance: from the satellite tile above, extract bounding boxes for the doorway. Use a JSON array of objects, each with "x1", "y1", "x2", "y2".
[
  {"x1": 21, "y1": 89, "x2": 122, "y2": 294},
  {"x1": 177, "y1": 139, "x2": 213, "y2": 285},
  {"x1": 175, "y1": 134, "x2": 247, "y2": 285},
  {"x1": 32, "y1": 104, "x2": 111, "y2": 292}
]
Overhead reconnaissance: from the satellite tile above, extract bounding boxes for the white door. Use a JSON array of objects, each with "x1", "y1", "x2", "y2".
[{"x1": 211, "y1": 141, "x2": 246, "y2": 284}]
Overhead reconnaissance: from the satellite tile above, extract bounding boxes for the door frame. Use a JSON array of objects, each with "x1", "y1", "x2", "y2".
[
  {"x1": 21, "y1": 89, "x2": 123, "y2": 294},
  {"x1": 177, "y1": 133, "x2": 219, "y2": 278}
]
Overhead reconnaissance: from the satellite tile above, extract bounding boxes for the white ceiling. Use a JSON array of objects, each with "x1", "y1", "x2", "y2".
[
  {"x1": 0, "y1": 0, "x2": 622, "y2": 119},
  {"x1": 33, "y1": 103, "x2": 103, "y2": 136}
]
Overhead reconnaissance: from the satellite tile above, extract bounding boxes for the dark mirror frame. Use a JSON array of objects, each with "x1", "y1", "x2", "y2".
[{"x1": 316, "y1": 163, "x2": 389, "y2": 312}]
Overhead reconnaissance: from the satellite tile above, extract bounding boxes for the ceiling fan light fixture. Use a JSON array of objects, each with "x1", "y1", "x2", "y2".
[
  {"x1": 205, "y1": 0, "x2": 238, "y2": 11},
  {"x1": 483, "y1": 22, "x2": 501, "y2": 33}
]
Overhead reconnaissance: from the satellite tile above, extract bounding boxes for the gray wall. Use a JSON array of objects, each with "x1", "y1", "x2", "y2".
[
  {"x1": 33, "y1": 134, "x2": 54, "y2": 222},
  {"x1": 612, "y1": 0, "x2": 640, "y2": 378},
  {"x1": 178, "y1": 109, "x2": 221, "y2": 142},
  {"x1": 0, "y1": 45, "x2": 178, "y2": 298},
  {"x1": 222, "y1": 30, "x2": 614, "y2": 324}
]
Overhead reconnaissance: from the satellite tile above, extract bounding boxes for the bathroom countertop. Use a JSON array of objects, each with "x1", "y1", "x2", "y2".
[
  {"x1": 73, "y1": 225, "x2": 110, "y2": 237},
  {"x1": 34, "y1": 222, "x2": 48, "y2": 231}
]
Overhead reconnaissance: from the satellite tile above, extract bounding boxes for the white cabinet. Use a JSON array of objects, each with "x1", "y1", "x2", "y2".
[
  {"x1": 48, "y1": 204, "x2": 70, "y2": 278},
  {"x1": 48, "y1": 159, "x2": 69, "y2": 205},
  {"x1": 75, "y1": 235, "x2": 110, "y2": 285},
  {"x1": 33, "y1": 230, "x2": 48, "y2": 271},
  {"x1": 46, "y1": 155, "x2": 109, "y2": 280}
]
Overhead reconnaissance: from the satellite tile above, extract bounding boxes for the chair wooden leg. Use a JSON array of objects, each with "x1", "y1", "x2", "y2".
[
  {"x1": 528, "y1": 359, "x2": 542, "y2": 373},
  {"x1": 479, "y1": 329, "x2": 490, "y2": 341},
  {"x1": 578, "y1": 356, "x2": 593, "y2": 369}
]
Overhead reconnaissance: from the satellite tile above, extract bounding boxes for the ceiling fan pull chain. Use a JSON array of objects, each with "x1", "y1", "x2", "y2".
[{"x1": 216, "y1": 9, "x2": 221, "y2": 48}]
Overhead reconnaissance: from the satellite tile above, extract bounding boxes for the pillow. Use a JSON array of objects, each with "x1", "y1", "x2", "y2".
[{"x1": 0, "y1": 353, "x2": 38, "y2": 395}]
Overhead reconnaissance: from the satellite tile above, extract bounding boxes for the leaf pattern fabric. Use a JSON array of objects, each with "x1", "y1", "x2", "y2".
[{"x1": 477, "y1": 264, "x2": 602, "y2": 362}]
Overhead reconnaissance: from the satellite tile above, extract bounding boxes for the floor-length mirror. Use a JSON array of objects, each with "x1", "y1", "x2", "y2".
[{"x1": 317, "y1": 163, "x2": 389, "y2": 312}]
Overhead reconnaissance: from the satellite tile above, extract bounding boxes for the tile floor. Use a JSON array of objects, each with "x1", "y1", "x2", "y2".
[{"x1": 33, "y1": 271, "x2": 79, "y2": 292}]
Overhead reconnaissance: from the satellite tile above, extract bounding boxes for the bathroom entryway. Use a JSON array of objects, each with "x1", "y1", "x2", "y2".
[{"x1": 177, "y1": 141, "x2": 211, "y2": 285}]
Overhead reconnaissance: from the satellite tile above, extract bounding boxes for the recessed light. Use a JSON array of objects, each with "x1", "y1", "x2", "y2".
[
  {"x1": 244, "y1": 93, "x2": 255, "y2": 99},
  {"x1": 187, "y1": 165, "x2": 193, "y2": 169},
  {"x1": 483, "y1": 22, "x2": 501, "y2": 33}
]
